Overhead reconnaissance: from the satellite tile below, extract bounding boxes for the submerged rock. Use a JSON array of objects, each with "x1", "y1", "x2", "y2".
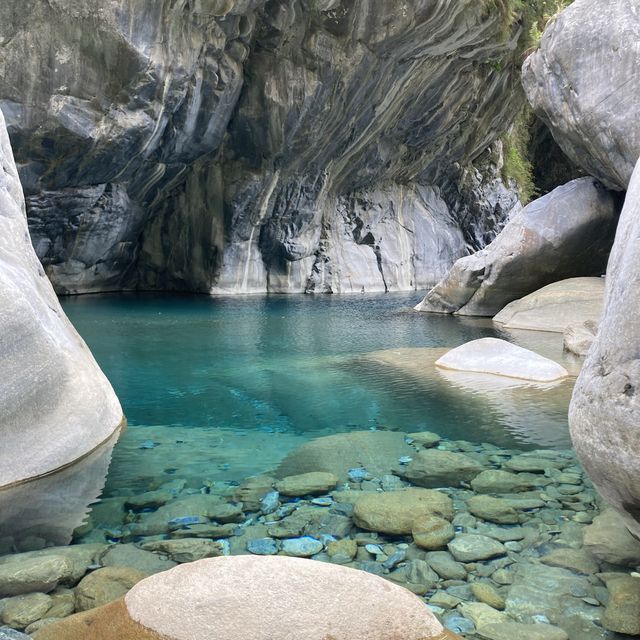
[
  {"x1": 353, "y1": 489, "x2": 454, "y2": 536},
  {"x1": 416, "y1": 178, "x2": 618, "y2": 317},
  {"x1": 447, "y1": 535, "x2": 506, "y2": 563},
  {"x1": 583, "y1": 509, "x2": 640, "y2": 567},
  {"x1": 31, "y1": 556, "x2": 457, "y2": 639},
  {"x1": 399, "y1": 449, "x2": 484, "y2": 488},
  {"x1": 74, "y1": 566, "x2": 147, "y2": 613},
  {"x1": 600, "y1": 574, "x2": 640, "y2": 636},
  {"x1": 435, "y1": 338, "x2": 569, "y2": 383},
  {"x1": 276, "y1": 431, "x2": 413, "y2": 481},
  {"x1": 275, "y1": 472, "x2": 338, "y2": 497},
  {"x1": 476, "y1": 622, "x2": 568, "y2": 640},
  {"x1": 0, "y1": 556, "x2": 74, "y2": 597}
]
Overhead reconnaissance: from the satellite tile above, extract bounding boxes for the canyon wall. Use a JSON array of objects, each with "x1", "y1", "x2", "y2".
[{"x1": 0, "y1": 0, "x2": 533, "y2": 294}]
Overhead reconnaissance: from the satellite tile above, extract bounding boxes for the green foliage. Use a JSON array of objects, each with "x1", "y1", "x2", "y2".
[
  {"x1": 482, "y1": 0, "x2": 574, "y2": 53},
  {"x1": 501, "y1": 109, "x2": 536, "y2": 204}
]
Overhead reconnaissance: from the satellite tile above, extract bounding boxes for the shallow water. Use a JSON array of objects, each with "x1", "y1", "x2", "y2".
[{"x1": 60, "y1": 292, "x2": 575, "y2": 495}]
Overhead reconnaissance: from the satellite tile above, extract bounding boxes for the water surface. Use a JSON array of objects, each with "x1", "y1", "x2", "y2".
[{"x1": 61, "y1": 292, "x2": 574, "y2": 495}]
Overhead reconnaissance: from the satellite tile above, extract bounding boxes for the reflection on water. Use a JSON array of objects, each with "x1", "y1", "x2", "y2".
[
  {"x1": 0, "y1": 429, "x2": 119, "y2": 551},
  {"x1": 58, "y1": 292, "x2": 577, "y2": 497}
]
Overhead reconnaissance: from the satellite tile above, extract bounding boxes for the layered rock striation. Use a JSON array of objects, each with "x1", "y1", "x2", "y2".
[
  {"x1": 0, "y1": 0, "x2": 536, "y2": 295},
  {"x1": 0, "y1": 107, "x2": 123, "y2": 490}
]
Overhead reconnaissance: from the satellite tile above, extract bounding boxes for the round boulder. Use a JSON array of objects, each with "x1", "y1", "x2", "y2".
[
  {"x1": 32, "y1": 556, "x2": 460, "y2": 640},
  {"x1": 435, "y1": 338, "x2": 569, "y2": 382}
]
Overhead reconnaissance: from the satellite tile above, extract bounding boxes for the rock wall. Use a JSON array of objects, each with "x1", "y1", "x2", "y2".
[
  {"x1": 569, "y1": 160, "x2": 640, "y2": 538},
  {"x1": 0, "y1": 0, "x2": 533, "y2": 295},
  {"x1": 0, "y1": 107, "x2": 123, "y2": 489},
  {"x1": 523, "y1": 0, "x2": 640, "y2": 191}
]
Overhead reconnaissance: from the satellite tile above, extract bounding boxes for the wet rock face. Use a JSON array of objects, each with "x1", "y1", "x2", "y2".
[
  {"x1": 0, "y1": 107, "x2": 123, "y2": 489},
  {"x1": 0, "y1": 0, "x2": 263, "y2": 293},
  {"x1": 569, "y1": 160, "x2": 640, "y2": 538},
  {"x1": 1, "y1": 0, "x2": 525, "y2": 294},
  {"x1": 523, "y1": 0, "x2": 640, "y2": 191}
]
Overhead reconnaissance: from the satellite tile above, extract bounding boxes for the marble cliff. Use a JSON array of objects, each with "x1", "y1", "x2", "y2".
[{"x1": 0, "y1": 0, "x2": 541, "y2": 295}]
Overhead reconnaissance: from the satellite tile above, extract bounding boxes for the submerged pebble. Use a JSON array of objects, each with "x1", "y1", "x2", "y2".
[{"x1": 247, "y1": 538, "x2": 278, "y2": 556}]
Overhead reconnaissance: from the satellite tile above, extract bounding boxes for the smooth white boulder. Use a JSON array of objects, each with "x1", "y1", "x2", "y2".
[
  {"x1": 435, "y1": 338, "x2": 569, "y2": 382},
  {"x1": 493, "y1": 277, "x2": 604, "y2": 333},
  {"x1": 125, "y1": 556, "x2": 450, "y2": 640},
  {"x1": 0, "y1": 107, "x2": 123, "y2": 489}
]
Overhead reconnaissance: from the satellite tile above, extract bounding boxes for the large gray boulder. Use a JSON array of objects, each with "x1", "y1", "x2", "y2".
[
  {"x1": 523, "y1": 0, "x2": 640, "y2": 191},
  {"x1": 415, "y1": 178, "x2": 619, "y2": 316},
  {"x1": 0, "y1": 108, "x2": 123, "y2": 490},
  {"x1": 569, "y1": 159, "x2": 640, "y2": 537}
]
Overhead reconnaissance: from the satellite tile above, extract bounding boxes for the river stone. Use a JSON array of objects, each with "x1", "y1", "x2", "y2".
[
  {"x1": 408, "y1": 432, "x2": 441, "y2": 448},
  {"x1": 416, "y1": 178, "x2": 619, "y2": 316},
  {"x1": 0, "y1": 556, "x2": 74, "y2": 597},
  {"x1": 504, "y1": 455, "x2": 565, "y2": 474},
  {"x1": 569, "y1": 159, "x2": 640, "y2": 538},
  {"x1": 0, "y1": 543, "x2": 109, "y2": 591},
  {"x1": 140, "y1": 539, "x2": 227, "y2": 564},
  {"x1": 470, "y1": 470, "x2": 535, "y2": 494},
  {"x1": 583, "y1": 508, "x2": 640, "y2": 566},
  {"x1": 601, "y1": 575, "x2": 640, "y2": 635},
  {"x1": 42, "y1": 589, "x2": 74, "y2": 619},
  {"x1": 412, "y1": 516, "x2": 455, "y2": 550},
  {"x1": 470, "y1": 583, "x2": 505, "y2": 611},
  {"x1": 100, "y1": 545, "x2": 176, "y2": 574},
  {"x1": 124, "y1": 491, "x2": 174, "y2": 511},
  {"x1": 447, "y1": 535, "x2": 506, "y2": 563},
  {"x1": 74, "y1": 567, "x2": 148, "y2": 612},
  {"x1": 32, "y1": 556, "x2": 460, "y2": 639},
  {"x1": 246, "y1": 539, "x2": 279, "y2": 556},
  {"x1": 466, "y1": 496, "x2": 519, "y2": 525},
  {"x1": 458, "y1": 602, "x2": 507, "y2": 629},
  {"x1": 563, "y1": 321, "x2": 598, "y2": 358},
  {"x1": 276, "y1": 431, "x2": 413, "y2": 481},
  {"x1": 233, "y1": 475, "x2": 276, "y2": 512},
  {"x1": 476, "y1": 622, "x2": 568, "y2": 640},
  {"x1": 435, "y1": 338, "x2": 568, "y2": 382},
  {"x1": 1, "y1": 593, "x2": 52, "y2": 629},
  {"x1": 523, "y1": 0, "x2": 640, "y2": 191},
  {"x1": 504, "y1": 563, "x2": 593, "y2": 622},
  {"x1": 540, "y1": 549, "x2": 599, "y2": 575},
  {"x1": 327, "y1": 539, "x2": 357, "y2": 563},
  {"x1": 353, "y1": 489, "x2": 454, "y2": 535},
  {"x1": 0, "y1": 111, "x2": 123, "y2": 491},
  {"x1": 275, "y1": 472, "x2": 338, "y2": 497},
  {"x1": 399, "y1": 450, "x2": 484, "y2": 488},
  {"x1": 280, "y1": 537, "x2": 323, "y2": 558},
  {"x1": 0, "y1": 629, "x2": 34, "y2": 639},
  {"x1": 425, "y1": 552, "x2": 467, "y2": 581},
  {"x1": 493, "y1": 278, "x2": 604, "y2": 334}
]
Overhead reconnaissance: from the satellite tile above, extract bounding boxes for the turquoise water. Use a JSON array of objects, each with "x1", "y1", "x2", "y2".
[{"x1": 62, "y1": 292, "x2": 574, "y2": 494}]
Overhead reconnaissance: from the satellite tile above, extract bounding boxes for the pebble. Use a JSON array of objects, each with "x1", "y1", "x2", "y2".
[
  {"x1": 443, "y1": 615, "x2": 475, "y2": 635},
  {"x1": 310, "y1": 497, "x2": 333, "y2": 507},
  {"x1": 138, "y1": 440, "x2": 157, "y2": 449},
  {"x1": 246, "y1": 538, "x2": 278, "y2": 556},
  {"x1": 347, "y1": 467, "x2": 372, "y2": 482},
  {"x1": 281, "y1": 536, "x2": 324, "y2": 558},
  {"x1": 365, "y1": 544, "x2": 384, "y2": 556},
  {"x1": 259, "y1": 491, "x2": 280, "y2": 515}
]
